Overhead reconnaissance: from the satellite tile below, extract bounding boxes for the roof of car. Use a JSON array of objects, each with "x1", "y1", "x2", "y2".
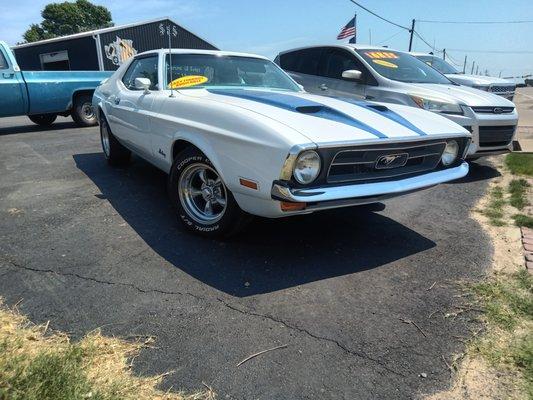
[
  {"x1": 409, "y1": 52, "x2": 433, "y2": 57},
  {"x1": 135, "y1": 48, "x2": 269, "y2": 60},
  {"x1": 277, "y1": 44, "x2": 409, "y2": 56}
]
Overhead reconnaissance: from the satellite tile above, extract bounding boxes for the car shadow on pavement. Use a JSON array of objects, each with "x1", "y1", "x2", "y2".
[
  {"x1": 452, "y1": 159, "x2": 501, "y2": 184},
  {"x1": 0, "y1": 121, "x2": 78, "y2": 136},
  {"x1": 74, "y1": 153, "x2": 436, "y2": 297}
]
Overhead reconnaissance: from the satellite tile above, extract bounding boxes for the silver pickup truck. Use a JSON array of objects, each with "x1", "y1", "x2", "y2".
[{"x1": 276, "y1": 45, "x2": 518, "y2": 158}]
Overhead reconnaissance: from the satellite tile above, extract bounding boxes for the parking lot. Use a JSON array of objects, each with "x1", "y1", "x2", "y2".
[{"x1": 0, "y1": 115, "x2": 498, "y2": 399}]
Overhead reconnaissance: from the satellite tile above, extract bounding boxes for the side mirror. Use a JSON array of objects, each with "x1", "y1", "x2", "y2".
[
  {"x1": 342, "y1": 69, "x2": 362, "y2": 81},
  {"x1": 297, "y1": 84, "x2": 305, "y2": 91},
  {"x1": 134, "y1": 77, "x2": 151, "y2": 93}
]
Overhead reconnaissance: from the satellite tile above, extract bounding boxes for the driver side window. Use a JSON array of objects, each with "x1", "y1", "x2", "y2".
[
  {"x1": 122, "y1": 56, "x2": 159, "y2": 90},
  {"x1": 320, "y1": 49, "x2": 360, "y2": 80}
]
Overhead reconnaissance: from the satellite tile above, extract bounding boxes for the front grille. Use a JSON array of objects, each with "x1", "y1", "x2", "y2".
[
  {"x1": 489, "y1": 85, "x2": 515, "y2": 94},
  {"x1": 479, "y1": 126, "x2": 515, "y2": 147},
  {"x1": 327, "y1": 141, "x2": 447, "y2": 184},
  {"x1": 472, "y1": 106, "x2": 514, "y2": 114}
]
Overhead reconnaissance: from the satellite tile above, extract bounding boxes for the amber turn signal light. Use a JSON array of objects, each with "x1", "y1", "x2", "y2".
[
  {"x1": 280, "y1": 201, "x2": 307, "y2": 212},
  {"x1": 239, "y1": 178, "x2": 258, "y2": 190}
]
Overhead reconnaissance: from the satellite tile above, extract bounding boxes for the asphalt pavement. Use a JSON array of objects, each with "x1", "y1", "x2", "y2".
[{"x1": 0, "y1": 115, "x2": 497, "y2": 399}]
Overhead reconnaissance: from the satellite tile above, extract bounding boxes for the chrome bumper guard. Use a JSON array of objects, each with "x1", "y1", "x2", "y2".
[{"x1": 272, "y1": 162, "x2": 469, "y2": 204}]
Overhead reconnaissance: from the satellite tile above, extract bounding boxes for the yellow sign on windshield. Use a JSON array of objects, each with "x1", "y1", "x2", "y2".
[
  {"x1": 365, "y1": 51, "x2": 399, "y2": 59},
  {"x1": 372, "y1": 59, "x2": 398, "y2": 68},
  {"x1": 169, "y1": 75, "x2": 208, "y2": 89}
]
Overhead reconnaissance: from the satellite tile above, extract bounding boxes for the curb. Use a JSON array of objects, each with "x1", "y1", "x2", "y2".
[{"x1": 521, "y1": 227, "x2": 533, "y2": 274}]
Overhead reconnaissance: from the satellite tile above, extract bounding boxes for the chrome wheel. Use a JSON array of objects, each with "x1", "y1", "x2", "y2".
[
  {"x1": 101, "y1": 121, "x2": 110, "y2": 157},
  {"x1": 82, "y1": 102, "x2": 96, "y2": 121},
  {"x1": 178, "y1": 164, "x2": 227, "y2": 224}
]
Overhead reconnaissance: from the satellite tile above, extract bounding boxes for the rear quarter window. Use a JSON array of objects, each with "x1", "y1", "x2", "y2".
[
  {"x1": 0, "y1": 52, "x2": 8, "y2": 70},
  {"x1": 279, "y1": 48, "x2": 323, "y2": 75}
]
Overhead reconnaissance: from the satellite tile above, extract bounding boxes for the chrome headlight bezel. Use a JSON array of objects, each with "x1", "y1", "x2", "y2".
[
  {"x1": 293, "y1": 150, "x2": 321, "y2": 185},
  {"x1": 411, "y1": 95, "x2": 464, "y2": 115},
  {"x1": 441, "y1": 140, "x2": 460, "y2": 166}
]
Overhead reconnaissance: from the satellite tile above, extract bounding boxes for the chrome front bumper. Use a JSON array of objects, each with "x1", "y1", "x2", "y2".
[{"x1": 272, "y1": 162, "x2": 469, "y2": 204}]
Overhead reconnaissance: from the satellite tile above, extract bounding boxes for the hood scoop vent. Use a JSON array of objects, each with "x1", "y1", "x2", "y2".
[
  {"x1": 366, "y1": 104, "x2": 389, "y2": 112},
  {"x1": 295, "y1": 105, "x2": 326, "y2": 114}
]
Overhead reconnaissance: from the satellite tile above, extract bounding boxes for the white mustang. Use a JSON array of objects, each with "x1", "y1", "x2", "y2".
[{"x1": 93, "y1": 49, "x2": 471, "y2": 237}]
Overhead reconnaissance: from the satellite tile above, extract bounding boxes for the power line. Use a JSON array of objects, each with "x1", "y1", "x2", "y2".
[
  {"x1": 417, "y1": 19, "x2": 533, "y2": 24},
  {"x1": 412, "y1": 30, "x2": 443, "y2": 53},
  {"x1": 346, "y1": 0, "x2": 410, "y2": 30},
  {"x1": 376, "y1": 29, "x2": 405, "y2": 45}
]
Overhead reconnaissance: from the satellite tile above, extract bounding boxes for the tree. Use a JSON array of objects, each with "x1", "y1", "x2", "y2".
[{"x1": 22, "y1": 0, "x2": 113, "y2": 43}]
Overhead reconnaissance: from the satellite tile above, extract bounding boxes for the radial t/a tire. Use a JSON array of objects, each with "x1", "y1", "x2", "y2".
[
  {"x1": 99, "y1": 114, "x2": 131, "y2": 166},
  {"x1": 168, "y1": 147, "x2": 250, "y2": 237}
]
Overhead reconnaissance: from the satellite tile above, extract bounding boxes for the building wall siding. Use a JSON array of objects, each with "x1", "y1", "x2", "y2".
[
  {"x1": 99, "y1": 19, "x2": 217, "y2": 71},
  {"x1": 14, "y1": 36, "x2": 98, "y2": 71},
  {"x1": 13, "y1": 18, "x2": 217, "y2": 71}
]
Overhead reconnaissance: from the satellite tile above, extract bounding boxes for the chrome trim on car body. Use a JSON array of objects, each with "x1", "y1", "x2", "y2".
[
  {"x1": 279, "y1": 143, "x2": 317, "y2": 180},
  {"x1": 272, "y1": 162, "x2": 469, "y2": 203}
]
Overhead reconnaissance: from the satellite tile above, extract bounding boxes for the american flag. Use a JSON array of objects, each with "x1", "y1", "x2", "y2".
[{"x1": 337, "y1": 16, "x2": 356, "y2": 42}]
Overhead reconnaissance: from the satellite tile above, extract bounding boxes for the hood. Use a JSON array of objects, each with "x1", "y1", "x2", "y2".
[
  {"x1": 408, "y1": 83, "x2": 515, "y2": 107},
  {"x1": 181, "y1": 88, "x2": 468, "y2": 145},
  {"x1": 445, "y1": 74, "x2": 515, "y2": 87}
]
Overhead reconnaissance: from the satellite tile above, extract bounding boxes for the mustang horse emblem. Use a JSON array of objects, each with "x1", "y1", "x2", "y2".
[{"x1": 375, "y1": 153, "x2": 409, "y2": 169}]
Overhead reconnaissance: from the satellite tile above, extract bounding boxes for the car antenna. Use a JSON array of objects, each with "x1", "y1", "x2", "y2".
[{"x1": 167, "y1": 24, "x2": 175, "y2": 98}]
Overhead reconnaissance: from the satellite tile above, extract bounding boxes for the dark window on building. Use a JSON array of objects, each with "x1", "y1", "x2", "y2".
[
  {"x1": 0, "y1": 52, "x2": 8, "y2": 69},
  {"x1": 279, "y1": 48, "x2": 323, "y2": 75},
  {"x1": 122, "y1": 56, "x2": 159, "y2": 90}
]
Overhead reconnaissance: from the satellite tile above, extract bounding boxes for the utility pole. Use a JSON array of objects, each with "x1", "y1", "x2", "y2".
[
  {"x1": 408, "y1": 19, "x2": 415, "y2": 51},
  {"x1": 443, "y1": 49, "x2": 446, "y2": 60},
  {"x1": 471, "y1": 61, "x2": 475, "y2": 74},
  {"x1": 369, "y1": 28, "x2": 372, "y2": 45},
  {"x1": 463, "y1": 55, "x2": 467, "y2": 73},
  {"x1": 476, "y1": 65, "x2": 479, "y2": 75}
]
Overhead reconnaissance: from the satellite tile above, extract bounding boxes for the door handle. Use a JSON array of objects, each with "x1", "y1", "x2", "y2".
[
  {"x1": 319, "y1": 84, "x2": 328, "y2": 91},
  {"x1": 2, "y1": 72, "x2": 14, "y2": 79},
  {"x1": 114, "y1": 97, "x2": 120, "y2": 105}
]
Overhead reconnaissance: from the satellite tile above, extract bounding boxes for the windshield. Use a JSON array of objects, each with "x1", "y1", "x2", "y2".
[
  {"x1": 356, "y1": 50, "x2": 452, "y2": 84},
  {"x1": 165, "y1": 54, "x2": 300, "y2": 91},
  {"x1": 415, "y1": 55, "x2": 458, "y2": 75}
]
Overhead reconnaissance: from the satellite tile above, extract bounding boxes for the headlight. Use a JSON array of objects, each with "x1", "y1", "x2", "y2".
[
  {"x1": 441, "y1": 140, "x2": 459, "y2": 166},
  {"x1": 411, "y1": 95, "x2": 463, "y2": 115},
  {"x1": 293, "y1": 150, "x2": 321, "y2": 184}
]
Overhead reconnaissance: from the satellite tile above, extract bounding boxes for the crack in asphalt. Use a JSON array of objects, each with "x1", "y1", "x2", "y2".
[{"x1": 0, "y1": 257, "x2": 406, "y2": 377}]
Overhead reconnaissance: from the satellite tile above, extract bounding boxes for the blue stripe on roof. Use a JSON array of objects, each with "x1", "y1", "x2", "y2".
[
  {"x1": 340, "y1": 98, "x2": 428, "y2": 136},
  {"x1": 207, "y1": 89, "x2": 387, "y2": 139}
]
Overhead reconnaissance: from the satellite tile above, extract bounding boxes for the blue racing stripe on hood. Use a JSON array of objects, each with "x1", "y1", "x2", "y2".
[
  {"x1": 207, "y1": 89, "x2": 387, "y2": 138},
  {"x1": 341, "y1": 98, "x2": 428, "y2": 136}
]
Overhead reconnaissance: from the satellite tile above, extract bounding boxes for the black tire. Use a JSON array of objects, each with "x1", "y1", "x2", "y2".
[
  {"x1": 28, "y1": 114, "x2": 57, "y2": 127},
  {"x1": 100, "y1": 114, "x2": 131, "y2": 166},
  {"x1": 72, "y1": 93, "x2": 98, "y2": 127},
  {"x1": 169, "y1": 147, "x2": 251, "y2": 237}
]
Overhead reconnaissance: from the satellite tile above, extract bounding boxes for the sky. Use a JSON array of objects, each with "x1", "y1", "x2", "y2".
[{"x1": 1, "y1": 0, "x2": 532, "y2": 81}]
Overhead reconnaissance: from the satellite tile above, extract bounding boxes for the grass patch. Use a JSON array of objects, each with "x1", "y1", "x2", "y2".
[
  {"x1": 513, "y1": 214, "x2": 533, "y2": 228},
  {"x1": 468, "y1": 270, "x2": 533, "y2": 396},
  {"x1": 482, "y1": 186, "x2": 506, "y2": 226},
  {"x1": 509, "y1": 179, "x2": 530, "y2": 210},
  {"x1": 0, "y1": 300, "x2": 214, "y2": 400},
  {"x1": 506, "y1": 153, "x2": 533, "y2": 176}
]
